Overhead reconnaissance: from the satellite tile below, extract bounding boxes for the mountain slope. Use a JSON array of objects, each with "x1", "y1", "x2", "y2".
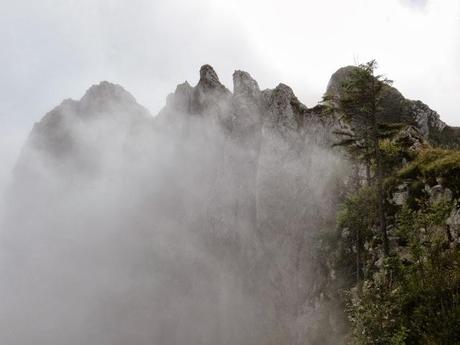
[
  {"x1": 326, "y1": 66, "x2": 460, "y2": 147},
  {"x1": 2, "y1": 65, "x2": 458, "y2": 345}
]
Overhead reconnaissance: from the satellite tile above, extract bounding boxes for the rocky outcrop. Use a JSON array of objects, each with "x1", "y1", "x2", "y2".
[
  {"x1": 325, "y1": 66, "x2": 459, "y2": 148},
  {"x1": 409, "y1": 100, "x2": 446, "y2": 137},
  {"x1": 7, "y1": 64, "x2": 458, "y2": 345},
  {"x1": 24, "y1": 81, "x2": 151, "y2": 161},
  {"x1": 9, "y1": 65, "x2": 347, "y2": 345},
  {"x1": 428, "y1": 184, "x2": 453, "y2": 204},
  {"x1": 447, "y1": 206, "x2": 460, "y2": 245},
  {"x1": 391, "y1": 183, "x2": 410, "y2": 206},
  {"x1": 231, "y1": 70, "x2": 264, "y2": 143},
  {"x1": 161, "y1": 64, "x2": 232, "y2": 122}
]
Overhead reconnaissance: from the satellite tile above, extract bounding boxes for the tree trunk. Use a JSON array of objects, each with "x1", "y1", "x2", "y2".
[
  {"x1": 371, "y1": 77, "x2": 390, "y2": 257},
  {"x1": 363, "y1": 127, "x2": 372, "y2": 186},
  {"x1": 375, "y1": 144, "x2": 389, "y2": 256}
]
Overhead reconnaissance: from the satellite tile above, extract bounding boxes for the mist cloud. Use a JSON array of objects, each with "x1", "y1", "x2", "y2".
[
  {"x1": 1, "y1": 0, "x2": 459, "y2": 199},
  {"x1": 1, "y1": 1, "x2": 459, "y2": 342},
  {"x1": 0, "y1": 68, "x2": 347, "y2": 344}
]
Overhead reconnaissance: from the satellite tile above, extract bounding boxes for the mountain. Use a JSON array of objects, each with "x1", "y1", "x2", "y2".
[
  {"x1": 323, "y1": 67, "x2": 460, "y2": 344},
  {"x1": 326, "y1": 65, "x2": 460, "y2": 147},
  {"x1": 2, "y1": 65, "x2": 459, "y2": 345},
  {"x1": 22, "y1": 64, "x2": 457, "y2": 168}
]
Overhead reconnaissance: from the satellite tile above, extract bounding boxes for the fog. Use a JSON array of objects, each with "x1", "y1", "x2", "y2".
[
  {"x1": 1, "y1": 0, "x2": 459, "y2": 201},
  {"x1": 0, "y1": 67, "x2": 347, "y2": 344}
]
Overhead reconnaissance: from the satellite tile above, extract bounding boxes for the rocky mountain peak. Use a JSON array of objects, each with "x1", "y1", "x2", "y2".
[
  {"x1": 23, "y1": 80, "x2": 152, "y2": 165},
  {"x1": 178, "y1": 80, "x2": 192, "y2": 90},
  {"x1": 263, "y1": 83, "x2": 305, "y2": 131},
  {"x1": 265, "y1": 83, "x2": 298, "y2": 114},
  {"x1": 272, "y1": 83, "x2": 295, "y2": 100},
  {"x1": 165, "y1": 81, "x2": 193, "y2": 112},
  {"x1": 233, "y1": 70, "x2": 260, "y2": 98},
  {"x1": 81, "y1": 81, "x2": 137, "y2": 109},
  {"x1": 325, "y1": 65, "x2": 357, "y2": 99},
  {"x1": 9, "y1": 64, "x2": 460, "y2": 345},
  {"x1": 190, "y1": 65, "x2": 231, "y2": 114},
  {"x1": 198, "y1": 64, "x2": 222, "y2": 89},
  {"x1": 324, "y1": 66, "x2": 456, "y2": 146}
]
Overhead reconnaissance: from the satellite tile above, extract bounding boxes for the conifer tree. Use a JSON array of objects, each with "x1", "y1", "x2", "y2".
[{"x1": 325, "y1": 60, "x2": 398, "y2": 256}]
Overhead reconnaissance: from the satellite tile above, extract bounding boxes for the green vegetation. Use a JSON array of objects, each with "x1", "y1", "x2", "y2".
[
  {"x1": 321, "y1": 61, "x2": 460, "y2": 344},
  {"x1": 346, "y1": 199, "x2": 460, "y2": 345},
  {"x1": 324, "y1": 60, "x2": 396, "y2": 256},
  {"x1": 399, "y1": 149, "x2": 460, "y2": 197}
]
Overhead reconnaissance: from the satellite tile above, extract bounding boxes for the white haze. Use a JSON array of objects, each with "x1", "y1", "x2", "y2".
[
  {"x1": 1, "y1": 0, "x2": 459, "y2": 197},
  {"x1": 0, "y1": 0, "x2": 458, "y2": 343},
  {"x1": 0, "y1": 73, "x2": 347, "y2": 344}
]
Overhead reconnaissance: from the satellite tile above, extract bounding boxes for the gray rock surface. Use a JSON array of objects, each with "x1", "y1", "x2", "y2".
[
  {"x1": 325, "y1": 66, "x2": 456, "y2": 147},
  {"x1": 429, "y1": 184, "x2": 453, "y2": 204},
  {"x1": 391, "y1": 183, "x2": 410, "y2": 206},
  {"x1": 447, "y1": 206, "x2": 460, "y2": 245},
  {"x1": 5, "y1": 63, "x2": 458, "y2": 345}
]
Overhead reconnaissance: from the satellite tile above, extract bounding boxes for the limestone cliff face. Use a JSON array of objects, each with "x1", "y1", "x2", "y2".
[
  {"x1": 22, "y1": 64, "x2": 459, "y2": 175},
  {"x1": 155, "y1": 65, "x2": 344, "y2": 344},
  {"x1": 326, "y1": 66, "x2": 459, "y2": 147},
  {"x1": 6, "y1": 64, "x2": 458, "y2": 345},
  {"x1": 19, "y1": 81, "x2": 152, "y2": 173},
  {"x1": 10, "y1": 81, "x2": 154, "y2": 227},
  {"x1": 8, "y1": 65, "x2": 345, "y2": 345}
]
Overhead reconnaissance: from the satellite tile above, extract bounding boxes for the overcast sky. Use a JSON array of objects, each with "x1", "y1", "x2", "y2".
[{"x1": 1, "y1": 0, "x2": 459, "y2": 192}]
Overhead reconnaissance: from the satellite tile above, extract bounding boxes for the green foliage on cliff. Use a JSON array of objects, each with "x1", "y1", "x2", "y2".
[
  {"x1": 346, "y1": 199, "x2": 460, "y2": 345},
  {"x1": 331, "y1": 147, "x2": 460, "y2": 344},
  {"x1": 320, "y1": 60, "x2": 460, "y2": 344},
  {"x1": 335, "y1": 186, "x2": 377, "y2": 284},
  {"x1": 327, "y1": 62, "x2": 460, "y2": 345},
  {"x1": 399, "y1": 149, "x2": 460, "y2": 196}
]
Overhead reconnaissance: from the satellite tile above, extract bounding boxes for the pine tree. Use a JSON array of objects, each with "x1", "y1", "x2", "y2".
[{"x1": 324, "y1": 60, "x2": 398, "y2": 256}]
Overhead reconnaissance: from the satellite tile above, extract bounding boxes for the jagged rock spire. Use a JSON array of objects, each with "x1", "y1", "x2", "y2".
[
  {"x1": 264, "y1": 83, "x2": 305, "y2": 131},
  {"x1": 81, "y1": 81, "x2": 138, "y2": 108},
  {"x1": 324, "y1": 66, "x2": 358, "y2": 100},
  {"x1": 233, "y1": 70, "x2": 260, "y2": 98},
  {"x1": 325, "y1": 66, "x2": 451, "y2": 144},
  {"x1": 166, "y1": 81, "x2": 193, "y2": 113},
  {"x1": 192, "y1": 64, "x2": 231, "y2": 114},
  {"x1": 198, "y1": 64, "x2": 222, "y2": 89}
]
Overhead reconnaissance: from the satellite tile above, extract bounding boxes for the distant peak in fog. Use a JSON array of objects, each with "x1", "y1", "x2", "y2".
[
  {"x1": 79, "y1": 80, "x2": 146, "y2": 114},
  {"x1": 233, "y1": 70, "x2": 260, "y2": 97},
  {"x1": 23, "y1": 64, "x2": 460, "y2": 162},
  {"x1": 4, "y1": 61, "x2": 460, "y2": 345},
  {"x1": 198, "y1": 64, "x2": 224, "y2": 89}
]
